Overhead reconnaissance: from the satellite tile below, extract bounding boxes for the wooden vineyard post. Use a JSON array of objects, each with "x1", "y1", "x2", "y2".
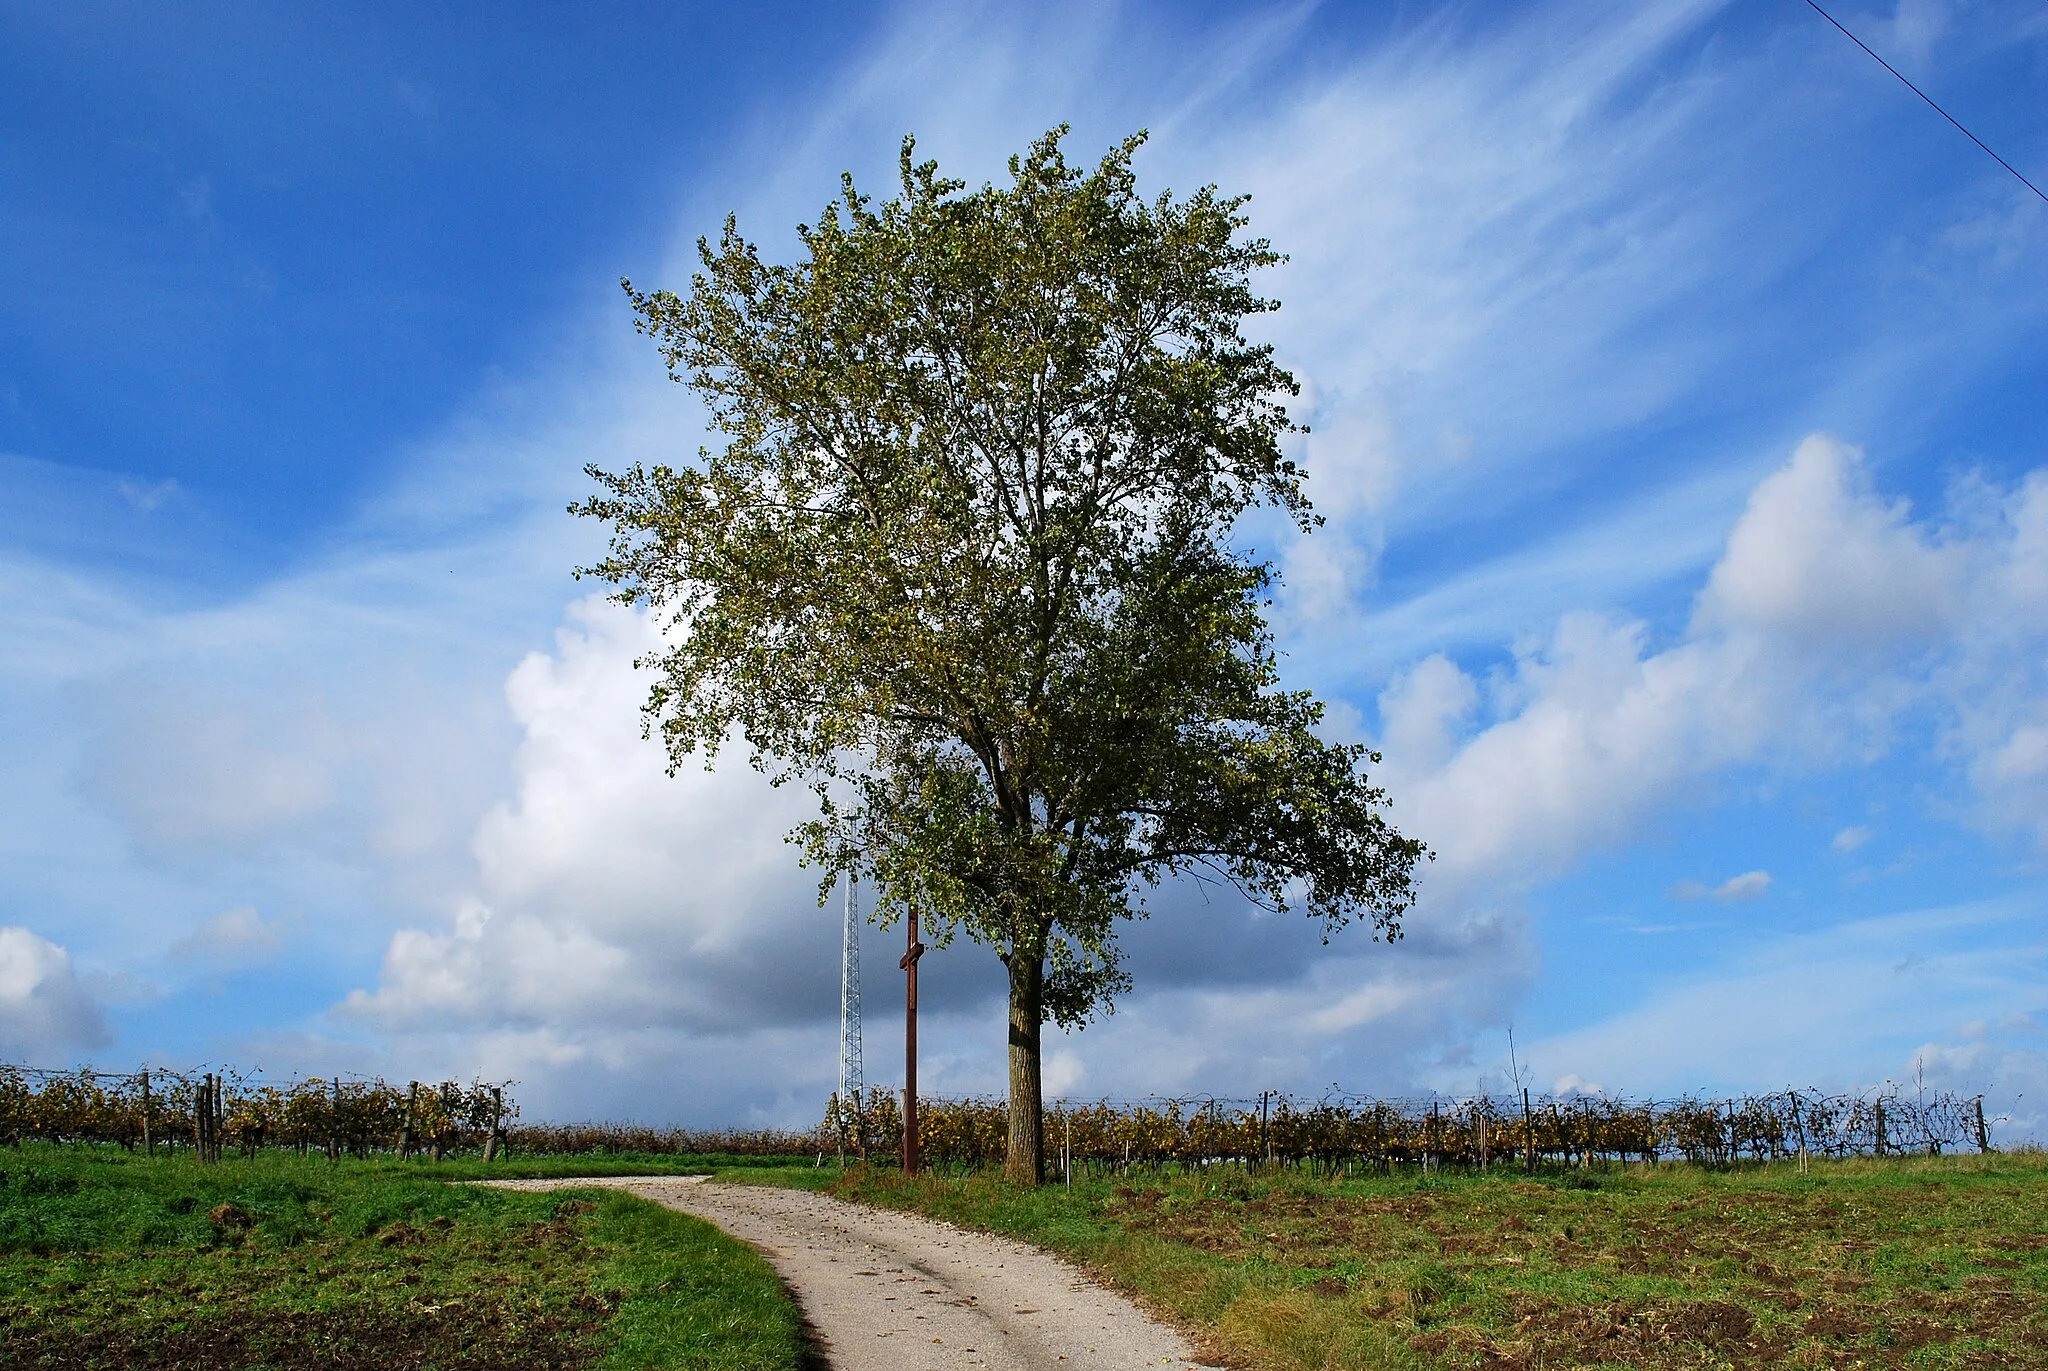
[
  {"x1": 1874, "y1": 1099, "x2": 1887, "y2": 1157},
  {"x1": 1521, "y1": 1088, "x2": 1535, "y2": 1172},
  {"x1": 328, "y1": 1078, "x2": 342, "y2": 1162},
  {"x1": 484, "y1": 1087, "x2": 504, "y2": 1163},
  {"x1": 1259, "y1": 1090, "x2": 1270, "y2": 1168},
  {"x1": 899, "y1": 904, "x2": 925, "y2": 1177},
  {"x1": 214, "y1": 1074, "x2": 227, "y2": 1161},
  {"x1": 1476, "y1": 1101, "x2": 1490, "y2": 1169},
  {"x1": 398, "y1": 1081, "x2": 418, "y2": 1160},
  {"x1": 139, "y1": 1069, "x2": 152, "y2": 1158},
  {"x1": 192, "y1": 1075, "x2": 206, "y2": 1160},
  {"x1": 1975, "y1": 1095, "x2": 1991, "y2": 1153}
]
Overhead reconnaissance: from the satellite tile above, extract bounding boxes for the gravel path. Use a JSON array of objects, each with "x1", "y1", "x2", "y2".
[{"x1": 482, "y1": 1176, "x2": 1221, "y2": 1371}]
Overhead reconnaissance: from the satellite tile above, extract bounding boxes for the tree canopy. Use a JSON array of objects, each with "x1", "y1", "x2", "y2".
[{"x1": 577, "y1": 126, "x2": 1426, "y2": 1181}]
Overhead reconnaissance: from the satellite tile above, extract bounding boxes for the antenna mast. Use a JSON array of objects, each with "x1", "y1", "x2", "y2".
[{"x1": 837, "y1": 876, "x2": 863, "y2": 1142}]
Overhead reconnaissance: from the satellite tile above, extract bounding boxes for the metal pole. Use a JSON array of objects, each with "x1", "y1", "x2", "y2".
[
  {"x1": 900, "y1": 904, "x2": 925, "y2": 1176},
  {"x1": 838, "y1": 876, "x2": 864, "y2": 1162}
]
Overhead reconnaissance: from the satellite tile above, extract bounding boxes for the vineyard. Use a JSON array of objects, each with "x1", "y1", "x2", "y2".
[
  {"x1": 824, "y1": 1085, "x2": 1998, "y2": 1172},
  {"x1": 0, "y1": 1066, "x2": 811, "y2": 1159},
  {"x1": 5, "y1": 1065, "x2": 1998, "y2": 1171},
  {"x1": 0, "y1": 1066, "x2": 514, "y2": 1160}
]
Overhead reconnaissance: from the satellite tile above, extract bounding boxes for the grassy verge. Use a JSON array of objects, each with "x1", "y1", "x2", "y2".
[
  {"x1": 757, "y1": 1152, "x2": 2048, "y2": 1370},
  {"x1": 0, "y1": 1145, "x2": 805, "y2": 1370}
]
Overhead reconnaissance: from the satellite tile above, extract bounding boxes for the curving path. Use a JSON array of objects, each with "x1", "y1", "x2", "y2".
[{"x1": 483, "y1": 1176, "x2": 1221, "y2": 1371}]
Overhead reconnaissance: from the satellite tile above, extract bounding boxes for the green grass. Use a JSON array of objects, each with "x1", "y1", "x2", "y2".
[
  {"x1": 762, "y1": 1151, "x2": 2048, "y2": 1370},
  {"x1": 0, "y1": 1145, "x2": 807, "y2": 1370}
]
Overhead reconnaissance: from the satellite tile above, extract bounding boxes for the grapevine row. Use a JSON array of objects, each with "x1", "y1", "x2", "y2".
[
  {"x1": 825, "y1": 1086, "x2": 1997, "y2": 1170},
  {"x1": 0, "y1": 1066, "x2": 512, "y2": 1160}
]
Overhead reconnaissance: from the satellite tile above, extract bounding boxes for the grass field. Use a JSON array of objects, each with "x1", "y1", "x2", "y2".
[
  {"x1": 763, "y1": 1151, "x2": 2048, "y2": 1370},
  {"x1": 0, "y1": 1146, "x2": 809, "y2": 1371}
]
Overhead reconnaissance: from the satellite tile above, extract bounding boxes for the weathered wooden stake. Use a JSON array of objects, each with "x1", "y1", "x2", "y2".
[
  {"x1": 139, "y1": 1069, "x2": 152, "y2": 1158},
  {"x1": 1974, "y1": 1095, "x2": 1990, "y2": 1154},
  {"x1": 484, "y1": 1086, "x2": 504, "y2": 1163},
  {"x1": 1521, "y1": 1088, "x2": 1535, "y2": 1171},
  {"x1": 398, "y1": 1081, "x2": 418, "y2": 1160},
  {"x1": 899, "y1": 904, "x2": 925, "y2": 1176}
]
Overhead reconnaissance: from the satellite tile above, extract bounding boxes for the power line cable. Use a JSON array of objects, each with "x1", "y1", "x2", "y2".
[{"x1": 1802, "y1": 0, "x2": 2047, "y2": 205}]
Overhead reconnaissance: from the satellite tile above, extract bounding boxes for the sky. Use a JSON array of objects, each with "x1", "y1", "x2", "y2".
[{"x1": 3, "y1": 0, "x2": 2045, "y2": 1135}]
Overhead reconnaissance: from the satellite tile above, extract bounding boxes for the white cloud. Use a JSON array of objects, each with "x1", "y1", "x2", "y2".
[
  {"x1": 1672, "y1": 871, "x2": 1772, "y2": 902},
  {"x1": 88, "y1": 688, "x2": 341, "y2": 851},
  {"x1": 342, "y1": 597, "x2": 833, "y2": 1051},
  {"x1": 1832, "y1": 825, "x2": 1872, "y2": 853},
  {"x1": 1694, "y1": 434, "x2": 1958, "y2": 653},
  {"x1": 1521, "y1": 897, "x2": 2048, "y2": 1099},
  {"x1": 1715, "y1": 871, "x2": 1772, "y2": 901},
  {"x1": 0, "y1": 927, "x2": 109, "y2": 1060},
  {"x1": 115, "y1": 477, "x2": 179, "y2": 514},
  {"x1": 169, "y1": 906, "x2": 291, "y2": 966},
  {"x1": 1377, "y1": 433, "x2": 2048, "y2": 910},
  {"x1": 1042, "y1": 1050, "x2": 1086, "y2": 1097}
]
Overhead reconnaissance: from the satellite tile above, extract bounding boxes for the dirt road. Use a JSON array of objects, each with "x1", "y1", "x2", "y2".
[{"x1": 484, "y1": 1176, "x2": 1219, "y2": 1371}]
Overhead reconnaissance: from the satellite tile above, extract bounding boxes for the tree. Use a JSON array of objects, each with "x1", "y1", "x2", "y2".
[{"x1": 577, "y1": 127, "x2": 1427, "y2": 1183}]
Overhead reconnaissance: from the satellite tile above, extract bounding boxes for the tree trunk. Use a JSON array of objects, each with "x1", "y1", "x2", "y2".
[{"x1": 1004, "y1": 952, "x2": 1044, "y2": 1184}]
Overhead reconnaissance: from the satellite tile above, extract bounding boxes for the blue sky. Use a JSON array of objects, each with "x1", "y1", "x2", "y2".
[{"x1": 3, "y1": 0, "x2": 2045, "y2": 1132}]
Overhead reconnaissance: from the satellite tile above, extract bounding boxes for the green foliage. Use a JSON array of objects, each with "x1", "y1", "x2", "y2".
[
  {"x1": 808, "y1": 1151, "x2": 2048, "y2": 1370},
  {"x1": 578, "y1": 124, "x2": 1425, "y2": 1175},
  {"x1": 0, "y1": 1146, "x2": 803, "y2": 1371}
]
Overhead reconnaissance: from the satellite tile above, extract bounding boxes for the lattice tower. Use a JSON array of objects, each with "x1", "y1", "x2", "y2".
[{"x1": 837, "y1": 876, "x2": 863, "y2": 1112}]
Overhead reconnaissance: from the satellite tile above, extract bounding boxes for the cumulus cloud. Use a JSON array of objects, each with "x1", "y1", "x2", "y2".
[
  {"x1": 342, "y1": 597, "x2": 833, "y2": 1044},
  {"x1": 1694, "y1": 434, "x2": 1958, "y2": 652},
  {"x1": 0, "y1": 927, "x2": 109, "y2": 1060},
  {"x1": 1832, "y1": 825, "x2": 1872, "y2": 853},
  {"x1": 1377, "y1": 434, "x2": 2048, "y2": 909},
  {"x1": 339, "y1": 594, "x2": 1545, "y2": 1112}
]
